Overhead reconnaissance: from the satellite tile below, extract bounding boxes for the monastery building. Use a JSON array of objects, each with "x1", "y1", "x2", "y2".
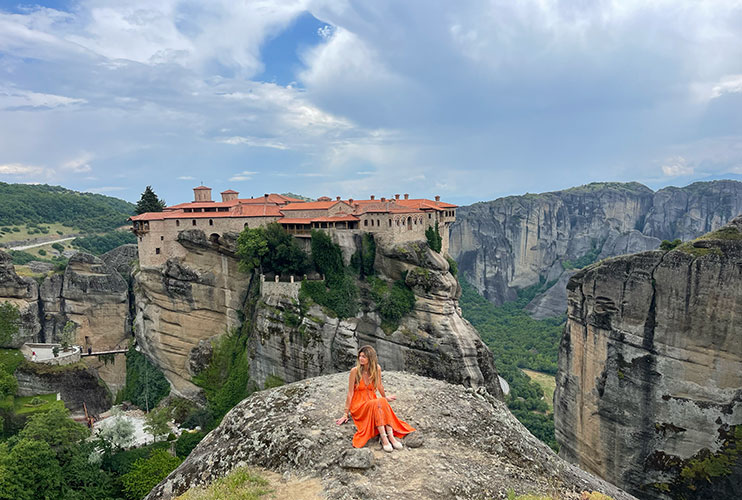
[{"x1": 131, "y1": 186, "x2": 457, "y2": 267}]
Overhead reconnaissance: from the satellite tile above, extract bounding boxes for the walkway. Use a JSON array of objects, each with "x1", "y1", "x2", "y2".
[{"x1": 9, "y1": 236, "x2": 76, "y2": 251}]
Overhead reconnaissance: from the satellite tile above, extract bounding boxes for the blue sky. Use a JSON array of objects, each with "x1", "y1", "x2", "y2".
[{"x1": 0, "y1": 0, "x2": 741, "y2": 206}]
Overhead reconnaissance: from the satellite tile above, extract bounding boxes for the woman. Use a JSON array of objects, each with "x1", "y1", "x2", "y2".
[{"x1": 335, "y1": 345, "x2": 415, "y2": 452}]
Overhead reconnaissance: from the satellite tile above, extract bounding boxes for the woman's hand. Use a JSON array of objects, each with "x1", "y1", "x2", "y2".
[
  {"x1": 335, "y1": 415, "x2": 349, "y2": 425},
  {"x1": 387, "y1": 394, "x2": 397, "y2": 401}
]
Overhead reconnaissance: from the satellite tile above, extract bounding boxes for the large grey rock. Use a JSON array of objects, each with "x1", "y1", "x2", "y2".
[
  {"x1": 145, "y1": 372, "x2": 635, "y2": 500},
  {"x1": 101, "y1": 244, "x2": 138, "y2": 280},
  {"x1": 554, "y1": 216, "x2": 742, "y2": 500},
  {"x1": 525, "y1": 270, "x2": 576, "y2": 319},
  {"x1": 451, "y1": 180, "x2": 742, "y2": 312}
]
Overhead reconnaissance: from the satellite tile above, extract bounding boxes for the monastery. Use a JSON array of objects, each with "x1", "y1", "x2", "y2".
[{"x1": 130, "y1": 186, "x2": 457, "y2": 266}]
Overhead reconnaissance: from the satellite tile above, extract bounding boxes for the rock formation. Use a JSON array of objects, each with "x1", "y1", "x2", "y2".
[
  {"x1": 0, "y1": 250, "x2": 40, "y2": 346},
  {"x1": 253, "y1": 235, "x2": 502, "y2": 397},
  {"x1": 133, "y1": 230, "x2": 251, "y2": 398},
  {"x1": 554, "y1": 216, "x2": 742, "y2": 499},
  {"x1": 451, "y1": 180, "x2": 742, "y2": 314},
  {"x1": 146, "y1": 372, "x2": 635, "y2": 500},
  {"x1": 0, "y1": 248, "x2": 136, "y2": 395}
]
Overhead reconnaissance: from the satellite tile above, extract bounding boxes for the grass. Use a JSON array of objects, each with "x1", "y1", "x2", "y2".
[
  {"x1": 0, "y1": 223, "x2": 78, "y2": 244},
  {"x1": 521, "y1": 369, "x2": 556, "y2": 412},
  {"x1": 0, "y1": 348, "x2": 25, "y2": 373},
  {"x1": 177, "y1": 466, "x2": 272, "y2": 500},
  {"x1": 13, "y1": 393, "x2": 61, "y2": 415}
]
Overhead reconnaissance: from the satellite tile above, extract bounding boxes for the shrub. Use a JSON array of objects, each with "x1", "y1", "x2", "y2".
[
  {"x1": 660, "y1": 238, "x2": 682, "y2": 251},
  {"x1": 37, "y1": 249, "x2": 46, "y2": 256},
  {"x1": 302, "y1": 231, "x2": 359, "y2": 318},
  {"x1": 51, "y1": 243, "x2": 64, "y2": 252},
  {"x1": 368, "y1": 277, "x2": 416, "y2": 333},
  {"x1": 0, "y1": 302, "x2": 21, "y2": 346},
  {"x1": 175, "y1": 430, "x2": 205, "y2": 458},
  {"x1": 237, "y1": 223, "x2": 309, "y2": 275},
  {"x1": 263, "y1": 375, "x2": 284, "y2": 389},
  {"x1": 445, "y1": 255, "x2": 458, "y2": 276},
  {"x1": 120, "y1": 449, "x2": 182, "y2": 500}
]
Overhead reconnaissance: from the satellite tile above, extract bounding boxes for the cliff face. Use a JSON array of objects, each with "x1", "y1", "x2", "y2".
[
  {"x1": 249, "y1": 236, "x2": 502, "y2": 397},
  {"x1": 0, "y1": 249, "x2": 135, "y2": 395},
  {"x1": 133, "y1": 230, "x2": 252, "y2": 398},
  {"x1": 146, "y1": 372, "x2": 635, "y2": 500},
  {"x1": 554, "y1": 216, "x2": 742, "y2": 499},
  {"x1": 134, "y1": 230, "x2": 502, "y2": 400},
  {"x1": 451, "y1": 180, "x2": 742, "y2": 310}
]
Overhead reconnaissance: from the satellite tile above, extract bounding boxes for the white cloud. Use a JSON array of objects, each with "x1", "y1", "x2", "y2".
[
  {"x1": 661, "y1": 157, "x2": 694, "y2": 177},
  {"x1": 217, "y1": 136, "x2": 289, "y2": 150},
  {"x1": 0, "y1": 86, "x2": 86, "y2": 109},
  {"x1": 87, "y1": 186, "x2": 126, "y2": 193},
  {"x1": 711, "y1": 75, "x2": 742, "y2": 99},
  {"x1": 0, "y1": 163, "x2": 49, "y2": 176},
  {"x1": 229, "y1": 170, "x2": 258, "y2": 182},
  {"x1": 177, "y1": 176, "x2": 195, "y2": 180},
  {"x1": 62, "y1": 152, "x2": 94, "y2": 173}
]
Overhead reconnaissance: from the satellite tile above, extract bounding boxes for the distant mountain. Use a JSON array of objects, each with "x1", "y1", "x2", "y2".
[
  {"x1": 0, "y1": 182, "x2": 135, "y2": 233},
  {"x1": 450, "y1": 180, "x2": 742, "y2": 313}
]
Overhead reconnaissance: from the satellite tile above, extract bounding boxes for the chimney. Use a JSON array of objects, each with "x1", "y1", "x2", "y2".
[
  {"x1": 381, "y1": 197, "x2": 386, "y2": 202},
  {"x1": 221, "y1": 190, "x2": 238, "y2": 202},
  {"x1": 435, "y1": 195, "x2": 440, "y2": 204},
  {"x1": 264, "y1": 194, "x2": 269, "y2": 199},
  {"x1": 193, "y1": 186, "x2": 212, "y2": 202},
  {"x1": 395, "y1": 194, "x2": 400, "y2": 200},
  {"x1": 348, "y1": 198, "x2": 354, "y2": 204},
  {"x1": 336, "y1": 196, "x2": 341, "y2": 201},
  {"x1": 370, "y1": 195, "x2": 375, "y2": 200},
  {"x1": 404, "y1": 193, "x2": 409, "y2": 200}
]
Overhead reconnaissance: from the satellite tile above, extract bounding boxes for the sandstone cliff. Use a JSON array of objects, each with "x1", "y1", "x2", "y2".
[
  {"x1": 451, "y1": 180, "x2": 742, "y2": 313},
  {"x1": 554, "y1": 216, "x2": 742, "y2": 499},
  {"x1": 0, "y1": 248, "x2": 135, "y2": 395},
  {"x1": 249, "y1": 236, "x2": 502, "y2": 397},
  {"x1": 146, "y1": 372, "x2": 635, "y2": 500}
]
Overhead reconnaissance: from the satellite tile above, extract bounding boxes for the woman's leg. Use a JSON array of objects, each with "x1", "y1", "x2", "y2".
[
  {"x1": 378, "y1": 425, "x2": 392, "y2": 452},
  {"x1": 385, "y1": 425, "x2": 403, "y2": 449}
]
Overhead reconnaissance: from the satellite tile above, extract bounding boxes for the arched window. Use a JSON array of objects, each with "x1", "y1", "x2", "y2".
[
  {"x1": 192, "y1": 220, "x2": 196, "y2": 226},
  {"x1": 209, "y1": 219, "x2": 213, "y2": 226},
  {"x1": 388, "y1": 219, "x2": 392, "y2": 227},
  {"x1": 176, "y1": 220, "x2": 180, "y2": 227},
  {"x1": 364, "y1": 219, "x2": 368, "y2": 226}
]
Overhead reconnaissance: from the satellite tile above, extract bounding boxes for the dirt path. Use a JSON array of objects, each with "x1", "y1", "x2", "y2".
[{"x1": 9, "y1": 236, "x2": 76, "y2": 251}]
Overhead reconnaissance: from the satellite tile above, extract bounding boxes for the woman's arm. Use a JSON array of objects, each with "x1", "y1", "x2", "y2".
[
  {"x1": 335, "y1": 368, "x2": 356, "y2": 425},
  {"x1": 377, "y1": 364, "x2": 396, "y2": 401}
]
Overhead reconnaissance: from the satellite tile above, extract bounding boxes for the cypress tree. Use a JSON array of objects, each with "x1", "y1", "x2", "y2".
[{"x1": 135, "y1": 186, "x2": 166, "y2": 214}]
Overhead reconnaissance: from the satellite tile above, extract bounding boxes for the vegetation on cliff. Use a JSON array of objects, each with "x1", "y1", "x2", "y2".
[
  {"x1": 0, "y1": 182, "x2": 134, "y2": 232},
  {"x1": 460, "y1": 280, "x2": 562, "y2": 450},
  {"x1": 236, "y1": 223, "x2": 310, "y2": 275},
  {"x1": 117, "y1": 344, "x2": 170, "y2": 411},
  {"x1": 72, "y1": 230, "x2": 137, "y2": 255}
]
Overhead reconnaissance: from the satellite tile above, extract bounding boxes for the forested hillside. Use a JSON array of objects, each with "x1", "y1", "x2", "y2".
[{"x1": 0, "y1": 183, "x2": 134, "y2": 233}]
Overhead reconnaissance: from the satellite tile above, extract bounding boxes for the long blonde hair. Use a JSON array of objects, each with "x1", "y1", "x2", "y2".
[{"x1": 354, "y1": 345, "x2": 380, "y2": 388}]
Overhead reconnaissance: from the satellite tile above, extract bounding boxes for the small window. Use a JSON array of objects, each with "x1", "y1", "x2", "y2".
[
  {"x1": 428, "y1": 214, "x2": 431, "y2": 219},
  {"x1": 176, "y1": 220, "x2": 180, "y2": 227},
  {"x1": 364, "y1": 220, "x2": 368, "y2": 226},
  {"x1": 192, "y1": 220, "x2": 196, "y2": 226},
  {"x1": 377, "y1": 219, "x2": 380, "y2": 226},
  {"x1": 155, "y1": 248, "x2": 161, "y2": 254},
  {"x1": 209, "y1": 219, "x2": 213, "y2": 226},
  {"x1": 388, "y1": 220, "x2": 392, "y2": 227},
  {"x1": 160, "y1": 235, "x2": 164, "y2": 241}
]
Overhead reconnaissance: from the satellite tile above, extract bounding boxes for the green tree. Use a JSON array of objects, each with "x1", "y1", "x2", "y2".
[
  {"x1": 0, "y1": 302, "x2": 20, "y2": 347},
  {"x1": 96, "y1": 415, "x2": 135, "y2": 452},
  {"x1": 0, "y1": 370, "x2": 17, "y2": 399},
  {"x1": 60, "y1": 321, "x2": 76, "y2": 350},
  {"x1": 144, "y1": 407, "x2": 171, "y2": 441},
  {"x1": 119, "y1": 345, "x2": 171, "y2": 411},
  {"x1": 135, "y1": 186, "x2": 166, "y2": 215},
  {"x1": 660, "y1": 238, "x2": 682, "y2": 251},
  {"x1": 0, "y1": 439, "x2": 63, "y2": 500},
  {"x1": 236, "y1": 227, "x2": 269, "y2": 273},
  {"x1": 60, "y1": 443, "x2": 118, "y2": 500},
  {"x1": 19, "y1": 406, "x2": 90, "y2": 451},
  {"x1": 236, "y1": 223, "x2": 309, "y2": 275},
  {"x1": 120, "y1": 449, "x2": 181, "y2": 500}
]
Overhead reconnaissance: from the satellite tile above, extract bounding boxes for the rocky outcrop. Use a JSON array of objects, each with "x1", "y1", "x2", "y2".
[
  {"x1": 0, "y1": 250, "x2": 40, "y2": 346},
  {"x1": 15, "y1": 362, "x2": 112, "y2": 415},
  {"x1": 554, "y1": 217, "x2": 742, "y2": 499},
  {"x1": 146, "y1": 372, "x2": 635, "y2": 500},
  {"x1": 133, "y1": 230, "x2": 251, "y2": 398},
  {"x1": 101, "y1": 244, "x2": 138, "y2": 279},
  {"x1": 248, "y1": 236, "x2": 503, "y2": 398},
  {"x1": 451, "y1": 180, "x2": 742, "y2": 311}
]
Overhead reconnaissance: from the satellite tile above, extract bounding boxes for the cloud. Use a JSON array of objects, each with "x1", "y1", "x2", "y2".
[
  {"x1": 711, "y1": 75, "x2": 742, "y2": 99},
  {"x1": 217, "y1": 136, "x2": 289, "y2": 150},
  {"x1": 177, "y1": 176, "x2": 195, "y2": 180},
  {"x1": 87, "y1": 186, "x2": 126, "y2": 193},
  {"x1": 0, "y1": 86, "x2": 86, "y2": 109},
  {"x1": 661, "y1": 157, "x2": 694, "y2": 177},
  {"x1": 0, "y1": 163, "x2": 49, "y2": 176},
  {"x1": 62, "y1": 152, "x2": 94, "y2": 173},
  {"x1": 229, "y1": 170, "x2": 258, "y2": 182}
]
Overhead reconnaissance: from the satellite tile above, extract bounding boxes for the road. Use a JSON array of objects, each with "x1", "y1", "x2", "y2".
[{"x1": 9, "y1": 236, "x2": 76, "y2": 251}]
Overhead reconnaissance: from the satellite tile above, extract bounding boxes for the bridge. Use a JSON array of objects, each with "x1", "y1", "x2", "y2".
[{"x1": 80, "y1": 348, "x2": 129, "y2": 357}]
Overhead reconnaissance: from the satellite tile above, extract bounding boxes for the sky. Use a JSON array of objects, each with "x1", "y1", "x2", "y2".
[{"x1": 0, "y1": 0, "x2": 741, "y2": 206}]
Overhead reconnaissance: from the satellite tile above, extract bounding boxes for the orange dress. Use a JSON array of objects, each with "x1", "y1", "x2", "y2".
[{"x1": 350, "y1": 376, "x2": 415, "y2": 448}]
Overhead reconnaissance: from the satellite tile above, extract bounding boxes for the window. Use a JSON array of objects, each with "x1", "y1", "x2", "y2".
[
  {"x1": 209, "y1": 219, "x2": 213, "y2": 226},
  {"x1": 176, "y1": 220, "x2": 180, "y2": 227},
  {"x1": 364, "y1": 220, "x2": 368, "y2": 226},
  {"x1": 428, "y1": 213, "x2": 431, "y2": 219},
  {"x1": 155, "y1": 248, "x2": 161, "y2": 254},
  {"x1": 389, "y1": 220, "x2": 392, "y2": 227},
  {"x1": 377, "y1": 219, "x2": 380, "y2": 226},
  {"x1": 192, "y1": 220, "x2": 196, "y2": 226},
  {"x1": 160, "y1": 236, "x2": 164, "y2": 241}
]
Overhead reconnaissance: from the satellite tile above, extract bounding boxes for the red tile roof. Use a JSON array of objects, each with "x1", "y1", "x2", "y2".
[
  {"x1": 278, "y1": 214, "x2": 359, "y2": 224},
  {"x1": 221, "y1": 189, "x2": 239, "y2": 194},
  {"x1": 395, "y1": 199, "x2": 458, "y2": 210},
  {"x1": 282, "y1": 201, "x2": 345, "y2": 211}
]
